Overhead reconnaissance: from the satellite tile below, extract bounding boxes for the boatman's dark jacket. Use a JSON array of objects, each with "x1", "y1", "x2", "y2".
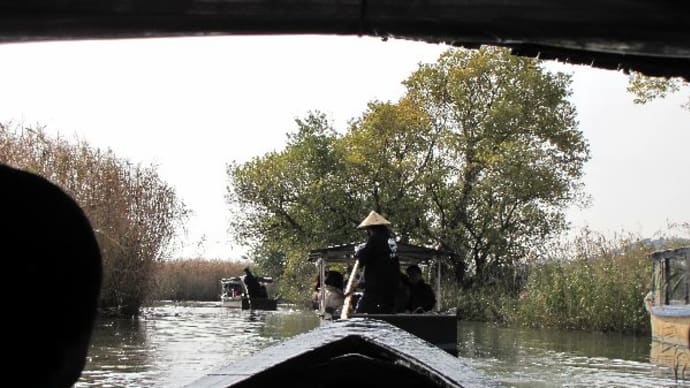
[{"x1": 355, "y1": 233, "x2": 400, "y2": 300}]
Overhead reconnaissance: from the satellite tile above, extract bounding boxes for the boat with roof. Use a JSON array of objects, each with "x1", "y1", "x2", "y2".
[
  {"x1": 645, "y1": 246, "x2": 690, "y2": 377},
  {"x1": 308, "y1": 241, "x2": 458, "y2": 355}
]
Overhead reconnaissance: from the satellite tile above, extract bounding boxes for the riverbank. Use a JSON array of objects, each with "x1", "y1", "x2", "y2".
[{"x1": 456, "y1": 233, "x2": 690, "y2": 335}]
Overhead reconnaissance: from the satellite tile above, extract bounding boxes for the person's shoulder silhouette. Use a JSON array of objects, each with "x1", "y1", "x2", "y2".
[{"x1": 1, "y1": 164, "x2": 102, "y2": 388}]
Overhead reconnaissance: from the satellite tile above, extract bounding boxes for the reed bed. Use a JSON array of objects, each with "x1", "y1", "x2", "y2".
[
  {"x1": 1, "y1": 123, "x2": 187, "y2": 315},
  {"x1": 459, "y1": 229, "x2": 689, "y2": 335},
  {"x1": 152, "y1": 259, "x2": 247, "y2": 301}
]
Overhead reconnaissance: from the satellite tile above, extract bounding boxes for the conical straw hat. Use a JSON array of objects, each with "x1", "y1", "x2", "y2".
[{"x1": 357, "y1": 210, "x2": 391, "y2": 229}]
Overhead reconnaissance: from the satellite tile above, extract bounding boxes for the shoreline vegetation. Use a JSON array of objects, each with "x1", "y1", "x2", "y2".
[
  {"x1": 455, "y1": 230, "x2": 688, "y2": 335},
  {"x1": 148, "y1": 229, "x2": 688, "y2": 337},
  {"x1": 151, "y1": 259, "x2": 247, "y2": 301},
  {"x1": 1, "y1": 123, "x2": 188, "y2": 316}
]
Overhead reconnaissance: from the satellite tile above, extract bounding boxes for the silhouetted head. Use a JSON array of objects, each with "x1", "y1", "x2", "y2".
[
  {"x1": 406, "y1": 264, "x2": 423, "y2": 284},
  {"x1": 2, "y1": 164, "x2": 102, "y2": 388},
  {"x1": 324, "y1": 270, "x2": 344, "y2": 290}
]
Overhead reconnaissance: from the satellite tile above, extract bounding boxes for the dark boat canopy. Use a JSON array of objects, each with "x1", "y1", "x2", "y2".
[
  {"x1": 308, "y1": 242, "x2": 453, "y2": 265},
  {"x1": 187, "y1": 318, "x2": 493, "y2": 388},
  {"x1": 650, "y1": 246, "x2": 690, "y2": 261},
  {"x1": 0, "y1": 1, "x2": 689, "y2": 80},
  {"x1": 221, "y1": 276, "x2": 273, "y2": 284}
]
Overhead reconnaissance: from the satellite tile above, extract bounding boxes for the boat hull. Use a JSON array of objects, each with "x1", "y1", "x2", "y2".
[
  {"x1": 649, "y1": 311, "x2": 690, "y2": 348},
  {"x1": 241, "y1": 297, "x2": 278, "y2": 310},
  {"x1": 350, "y1": 313, "x2": 457, "y2": 355},
  {"x1": 221, "y1": 297, "x2": 242, "y2": 308},
  {"x1": 645, "y1": 291, "x2": 690, "y2": 349},
  {"x1": 186, "y1": 318, "x2": 490, "y2": 388},
  {"x1": 645, "y1": 291, "x2": 690, "y2": 377}
]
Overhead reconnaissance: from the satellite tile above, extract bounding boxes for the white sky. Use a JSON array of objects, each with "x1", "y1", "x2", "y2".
[{"x1": 0, "y1": 35, "x2": 688, "y2": 260}]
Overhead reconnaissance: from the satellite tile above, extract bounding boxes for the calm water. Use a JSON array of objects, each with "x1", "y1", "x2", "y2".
[
  {"x1": 77, "y1": 302, "x2": 690, "y2": 387},
  {"x1": 77, "y1": 302, "x2": 320, "y2": 387}
]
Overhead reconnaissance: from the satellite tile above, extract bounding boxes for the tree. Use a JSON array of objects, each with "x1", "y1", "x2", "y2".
[
  {"x1": 227, "y1": 46, "x2": 590, "y2": 299},
  {"x1": 402, "y1": 47, "x2": 589, "y2": 288},
  {"x1": 627, "y1": 71, "x2": 689, "y2": 110},
  {"x1": 227, "y1": 112, "x2": 350, "y2": 299}
]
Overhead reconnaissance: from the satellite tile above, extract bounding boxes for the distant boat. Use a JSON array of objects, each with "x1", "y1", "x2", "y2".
[
  {"x1": 644, "y1": 246, "x2": 690, "y2": 378},
  {"x1": 220, "y1": 277, "x2": 244, "y2": 308},
  {"x1": 220, "y1": 274, "x2": 278, "y2": 311},
  {"x1": 185, "y1": 318, "x2": 491, "y2": 388}
]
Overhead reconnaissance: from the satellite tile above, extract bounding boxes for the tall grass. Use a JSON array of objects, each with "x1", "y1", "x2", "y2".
[
  {"x1": 1, "y1": 123, "x2": 187, "y2": 315},
  {"x1": 152, "y1": 259, "x2": 247, "y2": 301},
  {"x1": 510, "y1": 233, "x2": 652, "y2": 333},
  {"x1": 457, "y1": 228, "x2": 689, "y2": 335},
  {"x1": 510, "y1": 229, "x2": 690, "y2": 334}
]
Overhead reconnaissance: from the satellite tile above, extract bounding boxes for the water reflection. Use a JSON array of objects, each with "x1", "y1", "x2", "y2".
[
  {"x1": 77, "y1": 302, "x2": 319, "y2": 387},
  {"x1": 78, "y1": 303, "x2": 690, "y2": 387},
  {"x1": 650, "y1": 340, "x2": 690, "y2": 380},
  {"x1": 457, "y1": 321, "x2": 690, "y2": 387}
]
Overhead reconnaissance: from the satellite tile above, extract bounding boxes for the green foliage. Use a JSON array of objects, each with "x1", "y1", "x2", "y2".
[
  {"x1": 227, "y1": 46, "x2": 590, "y2": 302},
  {"x1": 152, "y1": 259, "x2": 246, "y2": 301},
  {"x1": 627, "y1": 71, "x2": 689, "y2": 110},
  {"x1": 456, "y1": 287, "x2": 517, "y2": 323},
  {"x1": 506, "y1": 231, "x2": 677, "y2": 334},
  {"x1": 404, "y1": 47, "x2": 589, "y2": 286},
  {"x1": 0, "y1": 123, "x2": 188, "y2": 315}
]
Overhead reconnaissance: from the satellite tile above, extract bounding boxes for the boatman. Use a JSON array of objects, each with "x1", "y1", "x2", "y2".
[
  {"x1": 353, "y1": 210, "x2": 400, "y2": 314},
  {"x1": 243, "y1": 267, "x2": 268, "y2": 298}
]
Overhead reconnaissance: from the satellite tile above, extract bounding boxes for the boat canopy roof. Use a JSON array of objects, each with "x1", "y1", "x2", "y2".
[
  {"x1": 308, "y1": 242, "x2": 453, "y2": 266},
  {"x1": 2, "y1": 1, "x2": 689, "y2": 81},
  {"x1": 221, "y1": 276, "x2": 274, "y2": 284},
  {"x1": 650, "y1": 246, "x2": 690, "y2": 261}
]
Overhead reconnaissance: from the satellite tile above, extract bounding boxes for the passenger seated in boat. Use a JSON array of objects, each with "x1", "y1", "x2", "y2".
[
  {"x1": 2, "y1": 164, "x2": 102, "y2": 388},
  {"x1": 321, "y1": 270, "x2": 345, "y2": 315},
  {"x1": 406, "y1": 264, "x2": 436, "y2": 313},
  {"x1": 223, "y1": 282, "x2": 242, "y2": 298},
  {"x1": 243, "y1": 267, "x2": 268, "y2": 298}
]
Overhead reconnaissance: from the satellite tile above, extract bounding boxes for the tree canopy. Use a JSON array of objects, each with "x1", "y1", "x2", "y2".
[
  {"x1": 627, "y1": 71, "x2": 690, "y2": 110},
  {"x1": 227, "y1": 46, "x2": 590, "y2": 299}
]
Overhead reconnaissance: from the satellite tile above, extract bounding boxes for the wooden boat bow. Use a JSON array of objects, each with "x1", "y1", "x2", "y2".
[{"x1": 187, "y1": 318, "x2": 493, "y2": 388}]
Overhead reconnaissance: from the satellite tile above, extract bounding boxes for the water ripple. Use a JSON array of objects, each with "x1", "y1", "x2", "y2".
[
  {"x1": 77, "y1": 303, "x2": 690, "y2": 388},
  {"x1": 76, "y1": 302, "x2": 319, "y2": 387}
]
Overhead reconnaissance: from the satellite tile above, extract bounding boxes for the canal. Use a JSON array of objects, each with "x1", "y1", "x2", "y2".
[{"x1": 76, "y1": 302, "x2": 689, "y2": 387}]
